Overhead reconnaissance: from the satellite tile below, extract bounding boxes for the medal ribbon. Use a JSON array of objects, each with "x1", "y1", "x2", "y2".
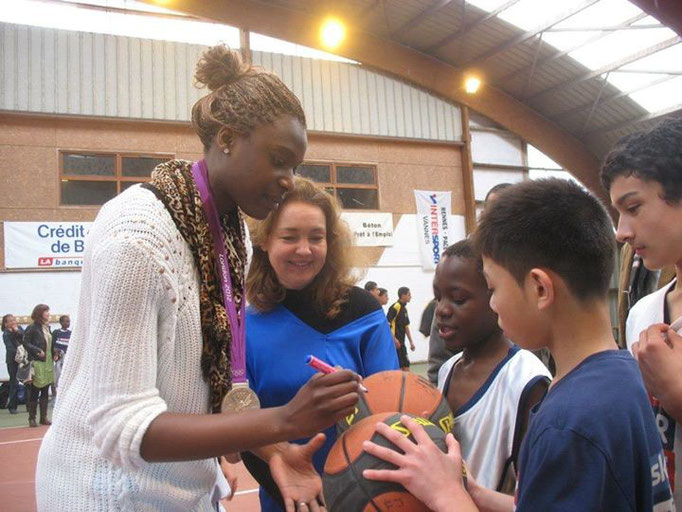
[{"x1": 191, "y1": 160, "x2": 247, "y2": 384}]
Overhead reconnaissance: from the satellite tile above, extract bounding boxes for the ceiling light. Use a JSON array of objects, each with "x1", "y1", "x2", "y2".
[
  {"x1": 320, "y1": 18, "x2": 345, "y2": 49},
  {"x1": 464, "y1": 76, "x2": 481, "y2": 94}
]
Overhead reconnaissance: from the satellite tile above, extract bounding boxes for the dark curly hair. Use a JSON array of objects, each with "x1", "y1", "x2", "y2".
[
  {"x1": 191, "y1": 45, "x2": 306, "y2": 150},
  {"x1": 600, "y1": 117, "x2": 682, "y2": 203}
]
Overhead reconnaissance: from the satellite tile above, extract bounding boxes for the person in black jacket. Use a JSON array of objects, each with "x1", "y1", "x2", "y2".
[
  {"x1": 23, "y1": 304, "x2": 54, "y2": 427},
  {"x1": 2, "y1": 314, "x2": 24, "y2": 414}
]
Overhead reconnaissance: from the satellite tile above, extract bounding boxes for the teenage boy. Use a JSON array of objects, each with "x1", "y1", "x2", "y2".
[
  {"x1": 434, "y1": 238, "x2": 550, "y2": 493},
  {"x1": 387, "y1": 287, "x2": 415, "y2": 370},
  {"x1": 363, "y1": 178, "x2": 673, "y2": 511},
  {"x1": 601, "y1": 117, "x2": 682, "y2": 505}
]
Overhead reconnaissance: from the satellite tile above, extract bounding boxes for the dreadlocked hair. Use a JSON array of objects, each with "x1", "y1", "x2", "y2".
[
  {"x1": 246, "y1": 177, "x2": 355, "y2": 319},
  {"x1": 192, "y1": 45, "x2": 306, "y2": 149}
]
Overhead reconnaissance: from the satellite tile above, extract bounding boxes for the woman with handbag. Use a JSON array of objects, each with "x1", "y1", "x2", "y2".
[
  {"x1": 2, "y1": 314, "x2": 25, "y2": 414},
  {"x1": 23, "y1": 304, "x2": 54, "y2": 427}
]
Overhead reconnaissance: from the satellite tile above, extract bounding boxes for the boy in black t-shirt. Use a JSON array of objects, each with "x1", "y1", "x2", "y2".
[{"x1": 387, "y1": 287, "x2": 414, "y2": 370}]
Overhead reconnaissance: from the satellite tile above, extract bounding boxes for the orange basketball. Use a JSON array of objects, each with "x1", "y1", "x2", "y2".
[
  {"x1": 337, "y1": 370, "x2": 453, "y2": 434},
  {"x1": 324, "y1": 412, "x2": 447, "y2": 511}
]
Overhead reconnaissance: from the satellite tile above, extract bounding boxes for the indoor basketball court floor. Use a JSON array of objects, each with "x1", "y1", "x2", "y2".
[
  {"x1": 0, "y1": 413, "x2": 261, "y2": 512},
  {"x1": 0, "y1": 364, "x2": 429, "y2": 511}
]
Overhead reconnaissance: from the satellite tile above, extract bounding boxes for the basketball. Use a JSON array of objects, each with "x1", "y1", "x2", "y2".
[
  {"x1": 323, "y1": 412, "x2": 447, "y2": 511},
  {"x1": 338, "y1": 370, "x2": 453, "y2": 434}
]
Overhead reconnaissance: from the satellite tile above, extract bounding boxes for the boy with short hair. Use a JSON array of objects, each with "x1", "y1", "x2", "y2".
[
  {"x1": 601, "y1": 117, "x2": 682, "y2": 505},
  {"x1": 364, "y1": 178, "x2": 673, "y2": 511},
  {"x1": 387, "y1": 286, "x2": 415, "y2": 370},
  {"x1": 434, "y1": 238, "x2": 550, "y2": 493},
  {"x1": 376, "y1": 287, "x2": 388, "y2": 306}
]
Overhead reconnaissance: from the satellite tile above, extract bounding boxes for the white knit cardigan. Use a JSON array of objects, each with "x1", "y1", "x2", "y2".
[{"x1": 36, "y1": 185, "x2": 220, "y2": 511}]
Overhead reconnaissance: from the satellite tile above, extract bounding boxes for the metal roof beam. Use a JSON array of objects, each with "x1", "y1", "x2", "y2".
[
  {"x1": 545, "y1": 23, "x2": 662, "y2": 32},
  {"x1": 527, "y1": 36, "x2": 681, "y2": 101},
  {"x1": 580, "y1": 72, "x2": 610, "y2": 136},
  {"x1": 426, "y1": 0, "x2": 521, "y2": 52},
  {"x1": 615, "y1": 69, "x2": 682, "y2": 75},
  {"x1": 494, "y1": 13, "x2": 648, "y2": 84},
  {"x1": 585, "y1": 104, "x2": 682, "y2": 136},
  {"x1": 391, "y1": 0, "x2": 455, "y2": 38},
  {"x1": 550, "y1": 74, "x2": 676, "y2": 120},
  {"x1": 461, "y1": 0, "x2": 600, "y2": 68},
  {"x1": 521, "y1": 32, "x2": 544, "y2": 98}
]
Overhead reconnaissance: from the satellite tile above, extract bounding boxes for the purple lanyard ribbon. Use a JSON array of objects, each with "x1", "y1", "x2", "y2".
[{"x1": 191, "y1": 160, "x2": 247, "y2": 384}]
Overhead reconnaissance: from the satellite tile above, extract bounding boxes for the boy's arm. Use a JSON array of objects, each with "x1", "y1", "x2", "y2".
[
  {"x1": 387, "y1": 305, "x2": 400, "y2": 349},
  {"x1": 514, "y1": 377, "x2": 550, "y2": 465},
  {"x1": 406, "y1": 325, "x2": 415, "y2": 351},
  {"x1": 362, "y1": 416, "x2": 513, "y2": 512},
  {"x1": 633, "y1": 323, "x2": 682, "y2": 422}
]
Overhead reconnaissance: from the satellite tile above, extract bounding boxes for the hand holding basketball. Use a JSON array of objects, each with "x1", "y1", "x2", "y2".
[
  {"x1": 283, "y1": 369, "x2": 361, "y2": 438},
  {"x1": 363, "y1": 415, "x2": 476, "y2": 512},
  {"x1": 271, "y1": 434, "x2": 327, "y2": 512}
]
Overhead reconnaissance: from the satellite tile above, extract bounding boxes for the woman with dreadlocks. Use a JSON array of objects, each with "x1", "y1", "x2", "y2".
[{"x1": 35, "y1": 45, "x2": 363, "y2": 511}]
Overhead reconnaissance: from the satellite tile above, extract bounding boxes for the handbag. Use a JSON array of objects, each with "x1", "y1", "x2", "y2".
[
  {"x1": 14, "y1": 344, "x2": 28, "y2": 367},
  {"x1": 17, "y1": 360, "x2": 34, "y2": 383}
]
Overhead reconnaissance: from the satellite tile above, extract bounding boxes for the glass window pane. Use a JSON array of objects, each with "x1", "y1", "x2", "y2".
[
  {"x1": 122, "y1": 156, "x2": 169, "y2": 177},
  {"x1": 337, "y1": 188, "x2": 379, "y2": 209},
  {"x1": 61, "y1": 180, "x2": 117, "y2": 205},
  {"x1": 63, "y1": 153, "x2": 115, "y2": 176},
  {"x1": 297, "y1": 164, "x2": 331, "y2": 183},
  {"x1": 336, "y1": 166, "x2": 375, "y2": 185},
  {"x1": 121, "y1": 181, "x2": 145, "y2": 192}
]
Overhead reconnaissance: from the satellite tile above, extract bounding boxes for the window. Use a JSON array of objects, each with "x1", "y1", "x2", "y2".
[
  {"x1": 296, "y1": 162, "x2": 379, "y2": 210},
  {"x1": 60, "y1": 151, "x2": 173, "y2": 206}
]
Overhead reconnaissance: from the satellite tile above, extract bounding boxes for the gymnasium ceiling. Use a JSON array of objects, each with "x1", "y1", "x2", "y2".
[
  {"x1": 139, "y1": 0, "x2": 681, "y2": 193},
  {"x1": 7, "y1": 0, "x2": 681, "y2": 193}
]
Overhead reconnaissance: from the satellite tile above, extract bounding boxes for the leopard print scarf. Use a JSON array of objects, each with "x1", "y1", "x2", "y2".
[{"x1": 149, "y1": 159, "x2": 246, "y2": 413}]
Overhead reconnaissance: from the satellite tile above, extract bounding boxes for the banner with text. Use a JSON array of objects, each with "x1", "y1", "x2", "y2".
[
  {"x1": 414, "y1": 190, "x2": 454, "y2": 270},
  {"x1": 340, "y1": 212, "x2": 394, "y2": 247},
  {"x1": 4, "y1": 222, "x2": 92, "y2": 269}
]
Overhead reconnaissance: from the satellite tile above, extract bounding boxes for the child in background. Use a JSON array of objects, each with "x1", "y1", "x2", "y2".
[
  {"x1": 51, "y1": 315, "x2": 71, "y2": 398},
  {"x1": 434, "y1": 238, "x2": 550, "y2": 493},
  {"x1": 363, "y1": 178, "x2": 673, "y2": 512}
]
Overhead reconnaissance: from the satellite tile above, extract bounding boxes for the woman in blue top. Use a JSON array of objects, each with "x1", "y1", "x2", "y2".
[{"x1": 244, "y1": 177, "x2": 399, "y2": 511}]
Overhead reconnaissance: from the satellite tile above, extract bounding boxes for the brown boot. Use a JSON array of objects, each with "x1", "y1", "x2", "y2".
[
  {"x1": 39, "y1": 394, "x2": 51, "y2": 425},
  {"x1": 28, "y1": 400, "x2": 38, "y2": 428}
]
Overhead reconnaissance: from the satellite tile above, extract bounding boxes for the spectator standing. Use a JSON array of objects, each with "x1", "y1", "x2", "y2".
[
  {"x1": 387, "y1": 287, "x2": 415, "y2": 370},
  {"x1": 23, "y1": 304, "x2": 54, "y2": 427},
  {"x1": 2, "y1": 314, "x2": 24, "y2": 414}
]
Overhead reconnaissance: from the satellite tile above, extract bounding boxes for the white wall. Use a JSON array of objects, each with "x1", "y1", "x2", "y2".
[{"x1": 360, "y1": 213, "x2": 467, "y2": 364}]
